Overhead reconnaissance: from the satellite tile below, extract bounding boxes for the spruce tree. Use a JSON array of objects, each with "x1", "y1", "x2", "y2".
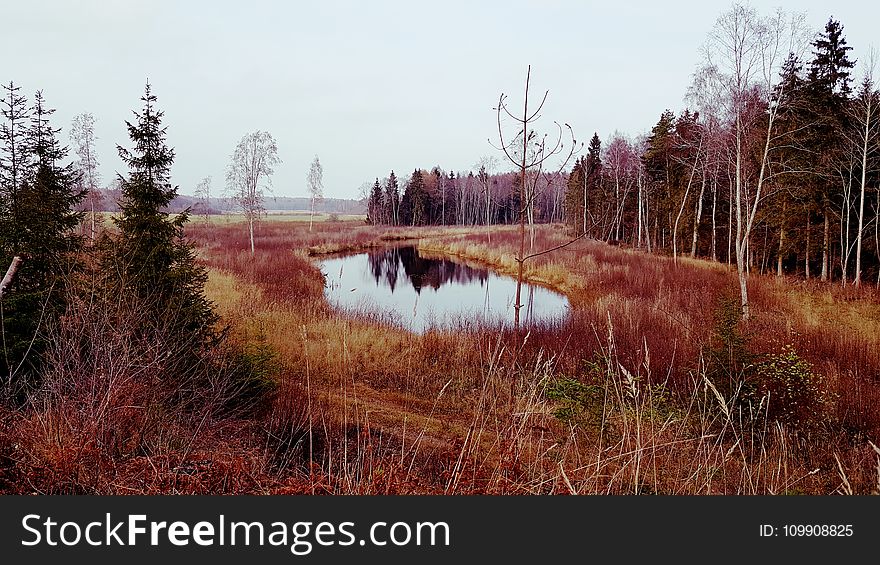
[
  {"x1": 110, "y1": 82, "x2": 216, "y2": 349},
  {"x1": 0, "y1": 82, "x2": 30, "y2": 258},
  {"x1": 367, "y1": 178, "x2": 384, "y2": 224},
  {"x1": 804, "y1": 17, "x2": 856, "y2": 280},
  {"x1": 564, "y1": 155, "x2": 586, "y2": 231},
  {"x1": 384, "y1": 171, "x2": 399, "y2": 226},
  {"x1": 0, "y1": 89, "x2": 84, "y2": 388}
]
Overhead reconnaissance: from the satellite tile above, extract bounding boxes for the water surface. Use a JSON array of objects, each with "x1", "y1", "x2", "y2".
[{"x1": 319, "y1": 246, "x2": 569, "y2": 333}]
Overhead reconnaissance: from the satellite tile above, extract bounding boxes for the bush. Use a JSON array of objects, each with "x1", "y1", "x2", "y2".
[
  {"x1": 749, "y1": 345, "x2": 834, "y2": 436},
  {"x1": 545, "y1": 375, "x2": 603, "y2": 429}
]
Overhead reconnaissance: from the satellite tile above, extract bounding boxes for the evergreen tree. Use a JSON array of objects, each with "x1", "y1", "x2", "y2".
[
  {"x1": 0, "y1": 82, "x2": 30, "y2": 257},
  {"x1": 0, "y1": 89, "x2": 84, "y2": 388},
  {"x1": 110, "y1": 82, "x2": 216, "y2": 348},
  {"x1": 367, "y1": 178, "x2": 384, "y2": 224},
  {"x1": 384, "y1": 171, "x2": 399, "y2": 226},
  {"x1": 643, "y1": 110, "x2": 678, "y2": 248},
  {"x1": 808, "y1": 18, "x2": 856, "y2": 99},
  {"x1": 400, "y1": 169, "x2": 428, "y2": 226},
  {"x1": 584, "y1": 133, "x2": 603, "y2": 235},
  {"x1": 564, "y1": 155, "x2": 586, "y2": 231},
  {"x1": 770, "y1": 53, "x2": 813, "y2": 275},
  {"x1": 804, "y1": 17, "x2": 857, "y2": 280}
]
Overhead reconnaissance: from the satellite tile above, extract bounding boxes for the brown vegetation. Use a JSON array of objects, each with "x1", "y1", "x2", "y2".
[{"x1": 3, "y1": 219, "x2": 879, "y2": 494}]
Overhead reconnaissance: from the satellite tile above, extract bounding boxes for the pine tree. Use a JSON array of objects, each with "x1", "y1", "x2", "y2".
[
  {"x1": 564, "y1": 155, "x2": 586, "y2": 231},
  {"x1": 0, "y1": 82, "x2": 30, "y2": 257},
  {"x1": 0, "y1": 89, "x2": 84, "y2": 387},
  {"x1": 367, "y1": 178, "x2": 384, "y2": 224},
  {"x1": 805, "y1": 18, "x2": 857, "y2": 280},
  {"x1": 585, "y1": 133, "x2": 603, "y2": 235},
  {"x1": 110, "y1": 82, "x2": 216, "y2": 348},
  {"x1": 400, "y1": 169, "x2": 428, "y2": 226},
  {"x1": 643, "y1": 110, "x2": 677, "y2": 249},
  {"x1": 770, "y1": 53, "x2": 812, "y2": 276},
  {"x1": 384, "y1": 171, "x2": 399, "y2": 226}
]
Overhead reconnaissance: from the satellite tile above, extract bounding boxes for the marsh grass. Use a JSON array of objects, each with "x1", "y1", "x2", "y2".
[{"x1": 3, "y1": 220, "x2": 878, "y2": 494}]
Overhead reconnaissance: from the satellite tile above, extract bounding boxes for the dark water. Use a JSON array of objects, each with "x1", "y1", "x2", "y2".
[{"x1": 319, "y1": 246, "x2": 569, "y2": 332}]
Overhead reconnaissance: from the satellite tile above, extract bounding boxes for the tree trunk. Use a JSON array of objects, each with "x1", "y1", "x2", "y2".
[
  {"x1": 691, "y1": 174, "x2": 706, "y2": 258},
  {"x1": 0, "y1": 256, "x2": 23, "y2": 298},
  {"x1": 804, "y1": 212, "x2": 810, "y2": 279},
  {"x1": 710, "y1": 178, "x2": 717, "y2": 261},
  {"x1": 636, "y1": 172, "x2": 643, "y2": 248},
  {"x1": 309, "y1": 196, "x2": 315, "y2": 232},
  {"x1": 777, "y1": 200, "x2": 786, "y2": 277},
  {"x1": 248, "y1": 216, "x2": 255, "y2": 255},
  {"x1": 90, "y1": 196, "x2": 96, "y2": 242},
  {"x1": 821, "y1": 206, "x2": 829, "y2": 281},
  {"x1": 727, "y1": 179, "x2": 733, "y2": 266},
  {"x1": 854, "y1": 99, "x2": 872, "y2": 286}
]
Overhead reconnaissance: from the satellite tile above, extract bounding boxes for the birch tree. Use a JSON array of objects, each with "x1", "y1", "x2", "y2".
[
  {"x1": 307, "y1": 154, "x2": 323, "y2": 231},
  {"x1": 699, "y1": 3, "x2": 805, "y2": 319},
  {"x1": 69, "y1": 112, "x2": 101, "y2": 241},
  {"x1": 194, "y1": 175, "x2": 212, "y2": 226},
  {"x1": 226, "y1": 130, "x2": 280, "y2": 255},
  {"x1": 847, "y1": 49, "x2": 879, "y2": 286}
]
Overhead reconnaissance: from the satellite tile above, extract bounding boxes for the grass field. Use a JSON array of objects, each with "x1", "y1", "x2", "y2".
[
  {"x1": 4, "y1": 219, "x2": 878, "y2": 494},
  {"x1": 183, "y1": 220, "x2": 880, "y2": 494}
]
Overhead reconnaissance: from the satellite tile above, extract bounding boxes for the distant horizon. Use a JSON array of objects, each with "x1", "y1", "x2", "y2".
[{"x1": 4, "y1": 1, "x2": 879, "y2": 200}]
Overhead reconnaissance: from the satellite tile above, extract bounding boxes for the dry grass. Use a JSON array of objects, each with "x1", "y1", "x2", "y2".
[{"x1": 3, "y1": 219, "x2": 879, "y2": 494}]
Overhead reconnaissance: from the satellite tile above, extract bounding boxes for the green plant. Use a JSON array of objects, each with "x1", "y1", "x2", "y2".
[
  {"x1": 545, "y1": 376, "x2": 603, "y2": 427},
  {"x1": 749, "y1": 344, "x2": 834, "y2": 436},
  {"x1": 703, "y1": 293, "x2": 755, "y2": 401}
]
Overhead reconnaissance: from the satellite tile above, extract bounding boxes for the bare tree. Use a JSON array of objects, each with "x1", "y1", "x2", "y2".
[
  {"x1": 69, "y1": 112, "x2": 101, "y2": 241},
  {"x1": 226, "y1": 131, "x2": 280, "y2": 255},
  {"x1": 475, "y1": 155, "x2": 498, "y2": 242},
  {"x1": 847, "y1": 49, "x2": 879, "y2": 287},
  {"x1": 194, "y1": 175, "x2": 212, "y2": 227},
  {"x1": 494, "y1": 66, "x2": 579, "y2": 331},
  {"x1": 307, "y1": 155, "x2": 323, "y2": 231},
  {"x1": 699, "y1": 4, "x2": 805, "y2": 319}
]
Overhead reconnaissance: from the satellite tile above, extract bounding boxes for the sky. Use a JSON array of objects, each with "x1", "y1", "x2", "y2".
[{"x1": 3, "y1": 1, "x2": 879, "y2": 200}]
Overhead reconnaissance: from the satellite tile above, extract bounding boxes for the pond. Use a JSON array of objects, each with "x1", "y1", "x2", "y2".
[{"x1": 318, "y1": 246, "x2": 569, "y2": 333}]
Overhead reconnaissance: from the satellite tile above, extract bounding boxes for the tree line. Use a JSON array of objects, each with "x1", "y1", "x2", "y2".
[{"x1": 365, "y1": 8, "x2": 879, "y2": 299}]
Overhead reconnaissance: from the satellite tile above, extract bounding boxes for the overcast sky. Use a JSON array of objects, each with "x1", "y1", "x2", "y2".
[{"x1": 3, "y1": 1, "x2": 878, "y2": 200}]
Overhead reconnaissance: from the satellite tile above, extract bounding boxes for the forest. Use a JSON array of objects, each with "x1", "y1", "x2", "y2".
[{"x1": 366, "y1": 16, "x2": 879, "y2": 288}]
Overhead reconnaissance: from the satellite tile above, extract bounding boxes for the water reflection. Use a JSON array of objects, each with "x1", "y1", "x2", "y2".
[
  {"x1": 367, "y1": 246, "x2": 489, "y2": 293},
  {"x1": 319, "y1": 246, "x2": 568, "y2": 333}
]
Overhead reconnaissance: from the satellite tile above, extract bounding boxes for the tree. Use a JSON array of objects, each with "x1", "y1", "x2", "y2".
[
  {"x1": 475, "y1": 156, "x2": 498, "y2": 242},
  {"x1": 112, "y1": 82, "x2": 216, "y2": 342},
  {"x1": 367, "y1": 178, "x2": 384, "y2": 224},
  {"x1": 400, "y1": 169, "x2": 429, "y2": 226},
  {"x1": 847, "y1": 50, "x2": 879, "y2": 286},
  {"x1": 805, "y1": 17, "x2": 856, "y2": 281},
  {"x1": 307, "y1": 154, "x2": 323, "y2": 231},
  {"x1": 226, "y1": 130, "x2": 280, "y2": 254},
  {"x1": 494, "y1": 66, "x2": 579, "y2": 330},
  {"x1": 0, "y1": 82, "x2": 29, "y2": 258},
  {"x1": 69, "y1": 112, "x2": 101, "y2": 241},
  {"x1": 642, "y1": 110, "x2": 677, "y2": 251},
  {"x1": 671, "y1": 110, "x2": 704, "y2": 262},
  {"x1": 0, "y1": 89, "x2": 84, "y2": 388},
  {"x1": 194, "y1": 175, "x2": 212, "y2": 226},
  {"x1": 384, "y1": 171, "x2": 399, "y2": 226},
  {"x1": 699, "y1": 4, "x2": 805, "y2": 319}
]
